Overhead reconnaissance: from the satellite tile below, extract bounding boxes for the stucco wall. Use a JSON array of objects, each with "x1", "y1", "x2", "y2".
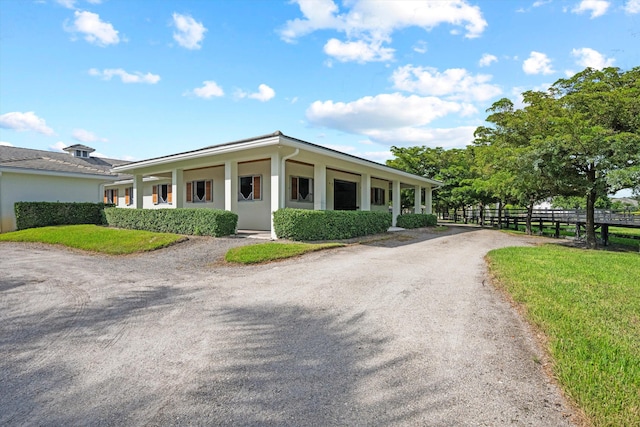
[
  {"x1": 370, "y1": 177, "x2": 390, "y2": 213},
  {"x1": 285, "y1": 161, "x2": 315, "y2": 210},
  {"x1": 237, "y1": 159, "x2": 271, "y2": 230},
  {"x1": 0, "y1": 171, "x2": 103, "y2": 232}
]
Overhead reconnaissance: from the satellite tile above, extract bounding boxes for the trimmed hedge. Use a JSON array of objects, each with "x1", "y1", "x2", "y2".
[
  {"x1": 104, "y1": 208, "x2": 238, "y2": 237},
  {"x1": 396, "y1": 213, "x2": 437, "y2": 229},
  {"x1": 273, "y1": 208, "x2": 392, "y2": 241},
  {"x1": 14, "y1": 202, "x2": 113, "y2": 230}
]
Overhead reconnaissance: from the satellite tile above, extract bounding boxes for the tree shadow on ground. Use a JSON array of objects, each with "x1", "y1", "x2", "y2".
[{"x1": 355, "y1": 224, "x2": 481, "y2": 248}]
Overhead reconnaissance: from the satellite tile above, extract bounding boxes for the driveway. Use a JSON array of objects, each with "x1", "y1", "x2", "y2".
[{"x1": 0, "y1": 226, "x2": 576, "y2": 426}]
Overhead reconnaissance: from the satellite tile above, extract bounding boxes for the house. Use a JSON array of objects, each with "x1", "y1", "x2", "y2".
[
  {"x1": 0, "y1": 144, "x2": 129, "y2": 232},
  {"x1": 110, "y1": 131, "x2": 442, "y2": 238}
]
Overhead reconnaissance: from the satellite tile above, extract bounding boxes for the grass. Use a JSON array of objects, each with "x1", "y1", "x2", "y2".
[
  {"x1": 487, "y1": 244, "x2": 640, "y2": 427},
  {"x1": 225, "y1": 242, "x2": 344, "y2": 264},
  {"x1": 0, "y1": 224, "x2": 184, "y2": 255}
]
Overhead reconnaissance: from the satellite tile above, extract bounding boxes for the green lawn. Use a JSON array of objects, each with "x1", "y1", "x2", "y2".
[
  {"x1": 0, "y1": 225, "x2": 184, "y2": 254},
  {"x1": 225, "y1": 242, "x2": 344, "y2": 264},
  {"x1": 487, "y1": 245, "x2": 640, "y2": 427}
]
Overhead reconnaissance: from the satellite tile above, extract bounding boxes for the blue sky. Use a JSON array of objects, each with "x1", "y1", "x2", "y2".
[{"x1": 1, "y1": 0, "x2": 639, "y2": 165}]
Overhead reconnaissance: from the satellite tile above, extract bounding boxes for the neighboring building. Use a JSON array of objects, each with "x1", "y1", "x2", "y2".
[
  {"x1": 0, "y1": 144, "x2": 129, "y2": 232},
  {"x1": 110, "y1": 131, "x2": 442, "y2": 238}
]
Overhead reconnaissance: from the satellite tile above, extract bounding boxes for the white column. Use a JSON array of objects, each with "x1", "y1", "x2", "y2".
[
  {"x1": 270, "y1": 153, "x2": 281, "y2": 239},
  {"x1": 392, "y1": 180, "x2": 401, "y2": 227},
  {"x1": 172, "y1": 168, "x2": 184, "y2": 209},
  {"x1": 313, "y1": 162, "x2": 327, "y2": 211},
  {"x1": 414, "y1": 185, "x2": 422, "y2": 214},
  {"x1": 224, "y1": 160, "x2": 238, "y2": 212},
  {"x1": 133, "y1": 174, "x2": 144, "y2": 209},
  {"x1": 0, "y1": 171, "x2": 3, "y2": 233},
  {"x1": 360, "y1": 173, "x2": 371, "y2": 211},
  {"x1": 425, "y1": 186, "x2": 433, "y2": 214}
]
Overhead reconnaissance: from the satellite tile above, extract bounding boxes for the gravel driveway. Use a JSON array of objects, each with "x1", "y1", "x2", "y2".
[{"x1": 0, "y1": 226, "x2": 576, "y2": 426}]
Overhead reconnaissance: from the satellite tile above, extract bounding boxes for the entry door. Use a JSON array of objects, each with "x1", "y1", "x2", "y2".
[{"x1": 334, "y1": 179, "x2": 357, "y2": 210}]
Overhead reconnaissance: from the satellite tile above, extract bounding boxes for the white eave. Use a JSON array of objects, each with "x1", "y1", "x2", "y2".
[{"x1": 0, "y1": 165, "x2": 119, "y2": 181}]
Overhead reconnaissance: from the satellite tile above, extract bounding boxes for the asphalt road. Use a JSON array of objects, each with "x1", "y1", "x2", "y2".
[{"x1": 0, "y1": 226, "x2": 576, "y2": 426}]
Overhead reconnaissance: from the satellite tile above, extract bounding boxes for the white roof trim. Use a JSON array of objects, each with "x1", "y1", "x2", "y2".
[{"x1": 0, "y1": 166, "x2": 119, "y2": 181}]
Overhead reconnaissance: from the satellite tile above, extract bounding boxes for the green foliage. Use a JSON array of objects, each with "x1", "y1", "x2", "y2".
[
  {"x1": 14, "y1": 201, "x2": 113, "y2": 230},
  {"x1": 488, "y1": 245, "x2": 640, "y2": 427},
  {"x1": 104, "y1": 208, "x2": 237, "y2": 237},
  {"x1": 396, "y1": 213, "x2": 437, "y2": 229},
  {"x1": 0, "y1": 224, "x2": 182, "y2": 254},
  {"x1": 225, "y1": 242, "x2": 344, "y2": 264},
  {"x1": 273, "y1": 208, "x2": 391, "y2": 241}
]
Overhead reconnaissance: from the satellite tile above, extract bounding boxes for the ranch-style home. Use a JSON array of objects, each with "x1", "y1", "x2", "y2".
[
  {"x1": 108, "y1": 131, "x2": 441, "y2": 238},
  {"x1": 0, "y1": 144, "x2": 128, "y2": 233}
]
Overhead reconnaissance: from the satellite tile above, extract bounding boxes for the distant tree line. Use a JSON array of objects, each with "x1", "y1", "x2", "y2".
[{"x1": 387, "y1": 67, "x2": 640, "y2": 249}]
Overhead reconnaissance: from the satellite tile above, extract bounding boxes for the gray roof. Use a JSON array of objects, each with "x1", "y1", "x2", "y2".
[{"x1": 0, "y1": 145, "x2": 131, "y2": 179}]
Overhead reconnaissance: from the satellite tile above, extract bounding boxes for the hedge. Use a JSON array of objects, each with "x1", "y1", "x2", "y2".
[
  {"x1": 14, "y1": 202, "x2": 113, "y2": 230},
  {"x1": 396, "y1": 213, "x2": 437, "y2": 229},
  {"x1": 273, "y1": 208, "x2": 392, "y2": 241},
  {"x1": 104, "y1": 208, "x2": 238, "y2": 237}
]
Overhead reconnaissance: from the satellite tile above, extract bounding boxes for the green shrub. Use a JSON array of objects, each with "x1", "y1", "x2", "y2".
[
  {"x1": 273, "y1": 208, "x2": 391, "y2": 241},
  {"x1": 14, "y1": 201, "x2": 113, "y2": 230},
  {"x1": 396, "y1": 213, "x2": 437, "y2": 229},
  {"x1": 104, "y1": 208, "x2": 237, "y2": 237}
]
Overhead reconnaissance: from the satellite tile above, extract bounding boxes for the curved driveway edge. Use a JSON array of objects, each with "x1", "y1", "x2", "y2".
[{"x1": 0, "y1": 226, "x2": 576, "y2": 426}]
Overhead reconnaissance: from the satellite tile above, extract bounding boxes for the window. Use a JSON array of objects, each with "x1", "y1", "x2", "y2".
[
  {"x1": 104, "y1": 189, "x2": 118, "y2": 205},
  {"x1": 75, "y1": 149, "x2": 89, "y2": 158},
  {"x1": 186, "y1": 180, "x2": 212, "y2": 203},
  {"x1": 291, "y1": 176, "x2": 313, "y2": 202},
  {"x1": 239, "y1": 175, "x2": 261, "y2": 201},
  {"x1": 371, "y1": 187, "x2": 385, "y2": 206},
  {"x1": 125, "y1": 187, "x2": 134, "y2": 206},
  {"x1": 153, "y1": 184, "x2": 172, "y2": 204}
]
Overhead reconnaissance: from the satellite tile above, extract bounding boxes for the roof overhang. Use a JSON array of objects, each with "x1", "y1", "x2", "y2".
[{"x1": 0, "y1": 166, "x2": 119, "y2": 181}]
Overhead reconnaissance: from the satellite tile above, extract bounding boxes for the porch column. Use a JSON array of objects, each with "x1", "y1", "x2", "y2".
[
  {"x1": 392, "y1": 180, "x2": 401, "y2": 227},
  {"x1": 271, "y1": 153, "x2": 281, "y2": 239},
  {"x1": 133, "y1": 174, "x2": 144, "y2": 209},
  {"x1": 425, "y1": 186, "x2": 433, "y2": 214},
  {"x1": 313, "y1": 162, "x2": 327, "y2": 211},
  {"x1": 414, "y1": 185, "x2": 422, "y2": 214},
  {"x1": 360, "y1": 173, "x2": 371, "y2": 211},
  {"x1": 224, "y1": 160, "x2": 238, "y2": 212},
  {"x1": 172, "y1": 168, "x2": 184, "y2": 208}
]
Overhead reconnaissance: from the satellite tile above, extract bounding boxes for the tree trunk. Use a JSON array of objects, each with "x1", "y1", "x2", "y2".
[
  {"x1": 479, "y1": 202, "x2": 484, "y2": 227},
  {"x1": 585, "y1": 174, "x2": 598, "y2": 249},
  {"x1": 497, "y1": 201, "x2": 503, "y2": 229},
  {"x1": 526, "y1": 199, "x2": 534, "y2": 235}
]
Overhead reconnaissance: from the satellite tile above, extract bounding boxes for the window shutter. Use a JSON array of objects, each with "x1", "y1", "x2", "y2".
[
  {"x1": 186, "y1": 182, "x2": 192, "y2": 202},
  {"x1": 167, "y1": 185, "x2": 172, "y2": 203},
  {"x1": 205, "y1": 180, "x2": 212, "y2": 202},
  {"x1": 153, "y1": 185, "x2": 158, "y2": 204},
  {"x1": 104, "y1": 190, "x2": 108, "y2": 204},
  {"x1": 113, "y1": 189, "x2": 118, "y2": 206},
  {"x1": 253, "y1": 176, "x2": 261, "y2": 200},
  {"x1": 291, "y1": 177, "x2": 298, "y2": 200},
  {"x1": 125, "y1": 188, "x2": 130, "y2": 205}
]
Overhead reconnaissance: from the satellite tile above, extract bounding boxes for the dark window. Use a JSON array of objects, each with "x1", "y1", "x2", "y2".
[
  {"x1": 194, "y1": 180, "x2": 206, "y2": 202},
  {"x1": 159, "y1": 184, "x2": 169, "y2": 203},
  {"x1": 239, "y1": 175, "x2": 261, "y2": 201},
  {"x1": 371, "y1": 187, "x2": 385, "y2": 205},
  {"x1": 291, "y1": 176, "x2": 313, "y2": 202}
]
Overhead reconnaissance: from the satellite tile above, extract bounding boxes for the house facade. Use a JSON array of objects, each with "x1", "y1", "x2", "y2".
[
  {"x1": 110, "y1": 131, "x2": 441, "y2": 238},
  {"x1": 0, "y1": 144, "x2": 128, "y2": 232}
]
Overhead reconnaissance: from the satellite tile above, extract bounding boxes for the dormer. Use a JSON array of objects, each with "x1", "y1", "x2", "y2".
[{"x1": 63, "y1": 144, "x2": 95, "y2": 159}]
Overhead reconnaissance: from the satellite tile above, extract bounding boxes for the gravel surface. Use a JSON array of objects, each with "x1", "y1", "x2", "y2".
[{"x1": 0, "y1": 226, "x2": 577, "y2": 426}]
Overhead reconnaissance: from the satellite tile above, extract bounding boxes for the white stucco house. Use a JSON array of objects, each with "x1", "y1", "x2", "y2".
[
  {"x1": 0, "y1": 144, "x2": 128, "y2": 232},
  {"x1": 109, "y1": 131, "x2": 442, "y2": 238}
]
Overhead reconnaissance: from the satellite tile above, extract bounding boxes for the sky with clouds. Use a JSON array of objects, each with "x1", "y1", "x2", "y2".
[{"x1": 1, "y1": 0, "x2": 638, "y2": 164}]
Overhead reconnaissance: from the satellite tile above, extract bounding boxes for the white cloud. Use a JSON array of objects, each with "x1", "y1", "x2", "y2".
[
  {"x1": 413, "y1": 40, "x2": 428, "y2": 54},
  {"x1": 323, "y1": 38, "x2": 394, "y2": 63},
  {"x1": 571, "y1": 47, "x2": 615, "y2": 69},
  {"x1": 172, "y1": 13, "x2": 207, "y2": 50},
  {"x1": 391, "y1": 65, "x2": 502, "y2": 102},
  {"x1": 49, "y1": 141, "x2": 67, "y2": 152},
  {"x1": 57, "y1": 0, "x2": 77, "y2": 8},
  {"x1": 0, "y1": 111, "x2": 55, "y2": 135},
  {"x1": 280, "y1": 0, "x2": 487, "y2": 62},
  {"x1": 66, "y1": 10, "x2": 120, "y2": 46},
  {"x1": 479, "y1": 53, "x2": 498, "y2": 67},
  {"x1": 89, "y1": 68, "x2": 160, "y2": 84},
  {"x1": 522, "y1": 51, "x2": 554, "y2": 75},
  {"x1": 364, "y1": 126, "x2": 478, "y2": 149},
  {"x1": 624, "y1": 0, "x2": 640, "y2": 13},
  {"x1": 572, "y1": 0, "x2": 610, "y2": 18},
  {"x1": 72, "y1": 128, "x2": 107, "y2": 143},
  {"x1": 236, "y1": 84, "x2": 276, "y2": 102},
  {"x1": 306, "y1": 93, "x2": 473, "y2": 135},
  {"x1": 0, "y1": 141, "x2": 14, "y2": 146},
  {"x1": 187, "y1": 81, "x2": 224, "y2": 99},
  {"x1": 361, "y1": 150, "x2": 393, "y2": 163}
]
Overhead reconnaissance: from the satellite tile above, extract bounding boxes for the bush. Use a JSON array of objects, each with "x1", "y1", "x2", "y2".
[
  {"x1": 14, "y1": 201, "x2": 113, "y2": 230},
  {"x1": 396, "y1": 213, "x2": 437, "y2": 229},
  {"x1": 104, "y1": 208, "x2": 237, "y2": 237},
  {"x1": 273, "y1": 208, "x2": 392, "y2": 241}
]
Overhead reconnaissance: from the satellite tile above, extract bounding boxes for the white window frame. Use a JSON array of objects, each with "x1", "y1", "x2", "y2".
[
  {"x1": 158, "y1": 184, "x2": 170, "y2": 204},
  {"x1": 238, "y1": 175, "x2": 262, "y2": 201},
  {"x1": 105, "y1": 189, "x2": 117, "y2": 204},
  {"x1": 291, "y1": 176, "x2": 313, "y2": 202},
  {"x1": 192, "y1": 180, "x2": 208, "y2": 203},
  {"x1": 371, "y1": 187, "x2": 385, "y2": 206},
  {"x1": 126, "y1": 186, "x2": 134, "y2": 206}
]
